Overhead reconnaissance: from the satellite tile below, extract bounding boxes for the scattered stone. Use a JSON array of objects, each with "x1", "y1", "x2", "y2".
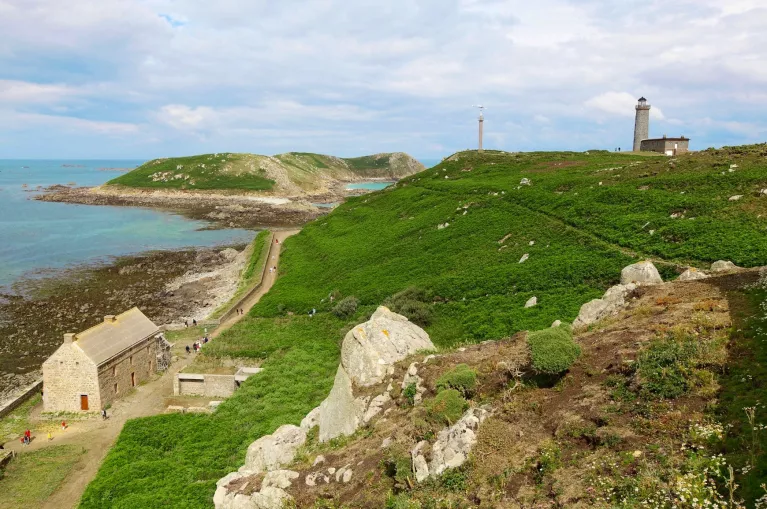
[
  {"x1": 262, "y1": 470, "x2": 299, "y2": 490},
  {"x1": 620, "y1": 261, "x2": 663, "y2": 285},
  {"x1": 524, "y1": 296, "x2": 538, "y2": 308},
  {"x1": 573, "y1": 283, "x2": 637, "y2": 329},
  {"x1": 428, "y1": 408, "x2": 489, "y2": 478},
  {"x1": 312, "y1": 455, "x2": 326, "y2": 467},
  {"x1": 520, "y1": 178, "x2": 531, "y2": 186},
  {"x1": 519, "y1": 253, "x2": 529, "y2": 264},
  {"x1": 551, "y1": 320, "x2": 562, "y2": 328},
  {"x1": 678, "y1": 268, "x2": 709, "y2": 281},
  {"x1": 381, "y1": 437, "x2": 393, "y2": 449},
  {"x1": 342, "y1": 469, "x2": 353, "y2": 483},
  {"x1": 729, "y1": 195, "x2": 743, "y2": 201},
  {"x1": 437, "y1": 223, "x2": 450, "y2": 229},
  {"x1": 711, "y1": 260, "x2": 739, "y2": 272}
]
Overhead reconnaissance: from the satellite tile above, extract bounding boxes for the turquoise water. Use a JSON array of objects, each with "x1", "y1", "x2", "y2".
[
  {"x1": 0, "y1": 160, "x2": 255, "y2": 291},
  {"x1": 345, "y1": 181, "x2": 395, "y2": 191}
]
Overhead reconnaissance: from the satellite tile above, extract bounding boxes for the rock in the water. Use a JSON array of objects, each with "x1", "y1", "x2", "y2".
[
  {"x1": 524, "y1": 296, "x2": 538, "y2": 308},
  {"x1": 240, "y1": 424, "x2": 307, "y2": 474},
  {"x1": 620, "y1": 261, "x2": 663, "y2": 285},
  {"x1": 572, "y1": 283, "x2": 636, "y2": 329},
  {"x1": 429, "y1": 408, "x2": 488, "y2": 477},
  {"x1": 340, "y1": 306, "x2": 434, "y2": 387},
  {"x1": 678, "y1": 268, "x2": 708, "y2": 281},
  {"x1": 711, "y1": 260, "x2": 739, "y2": 272},
  {"x1": 318, "y1": 365, "x2": 363, "y2": 442}
]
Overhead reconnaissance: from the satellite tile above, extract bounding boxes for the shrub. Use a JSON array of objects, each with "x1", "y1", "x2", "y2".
[
  {"x1": 439, "y1": 467, "x2": 468, "y2": 492},
  {"x1": 526, "y1": 325, "x2": 581, "y2": 374},
  {"x1": 425, "y1": 389, "x2": 468, "y2": 425},
  {"x1": 435, "y1": 364, "x2": 477, "y2": 397},
  {"x1": 384, "y1": 446, "x2": 413, "y2": 491},
  {"x1": 403, "y1": 383, "x2": 417, "y2": 406},
  {"x1": 332, "y1": 296, "x2": 359, "y2": 319},
  {"x1": 383, "y1": 287, "x2": 434, "y2": 326}
]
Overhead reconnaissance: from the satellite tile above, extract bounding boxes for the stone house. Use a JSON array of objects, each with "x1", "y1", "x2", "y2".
[
  {"x1": 640, "y1": 135, "x2": 690, "y2": 156},
  {"x1": 42, "y1": 307, "x2": 170, "y2": 413}
]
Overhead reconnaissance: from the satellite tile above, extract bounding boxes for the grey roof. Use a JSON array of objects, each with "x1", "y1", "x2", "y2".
[{"x1": 74, "y1": 307, "x2": 160, "y2": 366}]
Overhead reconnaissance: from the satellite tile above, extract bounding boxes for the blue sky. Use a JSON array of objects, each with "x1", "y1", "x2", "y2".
[{"x1": 1, "y1": 0, "x2": 766, "y2": 159}]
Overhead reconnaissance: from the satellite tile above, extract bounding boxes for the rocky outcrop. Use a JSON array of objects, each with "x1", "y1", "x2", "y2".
[
  {"x1": 678, "y1": 268, "x2": 709, "y2": 281},
  {"x1": 524, "y1": 297, "x2": 538, "y2": 308},
  {"x1": 240, "y1": 424, "x2": 307, "y2": 474},
  {"x1": 620, "y1": 261, "x2": 663, "y2": 285},
  {"x1": 573, "y1": 283, "x2": 637, "y2": 329},
  {"x1": 411, "y1": 407, "x2": 489, "y2": 481},
  {"x1": 340, "y1": 306, "x2": 434, "y2": 387},
  {"x1": 216, "y1": 306, "x2": 434, "y2": 508}
]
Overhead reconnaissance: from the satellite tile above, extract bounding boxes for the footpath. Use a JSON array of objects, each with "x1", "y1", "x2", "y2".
[{"x1": 1, "y1": 229, "x2": 299, "y2": 509}]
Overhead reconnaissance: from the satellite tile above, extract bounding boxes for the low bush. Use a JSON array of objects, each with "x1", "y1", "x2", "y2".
[
  {"x1": 637, "y1": 336, "x2": 700, "y2": 399},
  {"x1": 403, "y1": 383, "x2": 417, "y2": 406},
  {"x1": 383, "y1": 287, "x2": 434, "y2": 326},
  {"x1": 332, "y1": 296, "x2": 359, "y2": 319},
  {"x1": 425, "y1": 389, "x2": 468, "y2": 425},
  {"x1": 435, "y1": 364, "x2": 477, "y2": 397},
  {"x1": 527, "y1": 325, "x2": 581, "y2": 374}
]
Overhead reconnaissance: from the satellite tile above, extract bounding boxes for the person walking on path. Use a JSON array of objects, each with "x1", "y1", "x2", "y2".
[
  {"x1": 47, "y1": 431, "x2": 53, "y2": 441},
  {"x1": 102, "y1": 409, "x2": 107, "y2": 420}
]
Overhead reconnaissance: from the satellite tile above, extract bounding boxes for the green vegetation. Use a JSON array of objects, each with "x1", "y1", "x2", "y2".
[
  {"x1": 383, "y1": 287, "x2": 434, "y2": 326},
  {"x1": 331, "y1": 296, "x2": 359, "y2": 319},
  {"x1": 0, "y1": 445, "x2": 86, "y2": 509},
  {"x1": 84, "y1": 146, "x2": 767, "y2": 508},
  {"x1": 526, "y1": 325, "x2": 581, "y2": 374},
  {"x1": 0, "y1": 394, "x2": 41, "y2": 443},
  {"x1": 109, "y1": 151, "x2": 423, "y2": 191},
  {"x1": 425, "y1": 389, "x2": 468, "y2": 425},
  {"x1": 108, "y1": 153, "x2": 275, "y2": 191},
  {"x1": 435, "y1": 364, "x2": 477, "y2": 397}
]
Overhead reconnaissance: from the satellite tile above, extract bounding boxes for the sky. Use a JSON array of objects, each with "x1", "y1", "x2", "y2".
[{"x1": 1, "y1": 0, "x2": 766, "y2": 159}]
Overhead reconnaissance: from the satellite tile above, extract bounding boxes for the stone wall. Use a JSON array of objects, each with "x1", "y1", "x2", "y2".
[
  {"x1": 0, "y1": 379, "x2": 42, "y2": 420},
  {"x1": 97, "y1": 335, "x2": 159, "y2": 409},
  {"x1": 174, "y1": 373, "x2": 236, "y2": 397},
  {"x1": 42, "y1": 342, "x2": 101, "y2": 413}
]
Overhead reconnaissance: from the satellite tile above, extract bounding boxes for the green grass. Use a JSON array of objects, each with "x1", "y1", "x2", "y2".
[
  {"x1": 0, "y1": 445, "x2": 86, "y2": 509},
  {"x1": 107, "y1": 153, "x2": 275, "y2": 191},
  {"x1": 435, "y1": 364, "x2": 477, "y2": 397},
  {"x1": 83, "y1": 146, "x2": 767, "y2": 508},
  {"x1": 0, "y1": 394, "x2": 41, "y2": 443}
]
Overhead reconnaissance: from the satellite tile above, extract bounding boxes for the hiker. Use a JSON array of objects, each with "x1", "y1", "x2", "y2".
[
  {"x1": 102, "y1": 409, "x2": 107, "y2": 420},
  {"x1": 185, "y1": 345, "x2": 191, "y2": 354},
  {"x1": 193, "y1": 319, "x2": 197, "y2": 326},
  {"x1": 25, "y1": 429, "x2": 31, "y2": 444},
  {"x1": 47, "y1": 432, "x2": 52, "y2": 441},
  {"x1": 185, "y1": 320, "x2": 188, "y2": 328},
  {"x1": 204, "y1": 337, "x2": 209, "y2": 344},
  {"x1": 61, "y1": 421, "x2": 67, "y2": 430}
]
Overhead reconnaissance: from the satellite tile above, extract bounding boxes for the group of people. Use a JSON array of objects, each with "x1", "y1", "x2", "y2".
[
  {"x1": 236, "y1": 308, "x2": 245, "y2": 315},
  {"x1": 19, "y1": 420, "x2": 71, "y2": 446},
  {"x1": 184, "y1": 319, "x2": 198, "y2": 328},
  {"x1": 186, "y1": 335, "x2": 209, "y2": 354},
  {"x1": 21, "y1": 429, "x2": 31, "y2": 445},
  {"x1": 268, "y1": 266, "x2": 277, "y2": 274}
]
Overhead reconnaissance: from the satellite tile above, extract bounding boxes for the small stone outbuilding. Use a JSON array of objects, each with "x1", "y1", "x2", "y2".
[
  {"x1": 42, "y1": 308, "x2": 171, "y2": 413},
  {"x1": 640, "y1": 135, "x2": 690, "y2": 156}
]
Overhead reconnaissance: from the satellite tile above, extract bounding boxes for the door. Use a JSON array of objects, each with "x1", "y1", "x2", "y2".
[
  {"x1": 80, "y1": 394, "x2": 89, "y2": 411},
  {"x1": 131, "y1": 372, "x2": 136, "y2": 387}
]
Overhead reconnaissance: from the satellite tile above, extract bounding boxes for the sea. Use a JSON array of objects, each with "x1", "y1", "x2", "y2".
[{"x1": 0, "y1": 160, "x2": 255, "y2": 292}]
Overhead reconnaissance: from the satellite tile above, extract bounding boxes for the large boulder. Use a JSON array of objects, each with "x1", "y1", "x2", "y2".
[
  {"x1": 214, "y1": 474, "x2": 293, "y2": 509},
  {"x1": 340, "y1": 306, "x2": 434, "y2": 387},
  {"x1": 240, "y1": 424, "x2": 307, "y2": 474},
  {"x1": 318, "y1": 365, "x2": 365, "y2": 442},
  {"x1": 572, "y1": 283, "x2": 636, "y2": 329},
  {"x1": 711, "y1": 260, "x2": 739, "y2": 273},
  {"x1": 678, "y1": 268, "x2": 709, "y2": 281},
  {"x1": 620, "y1": 261, "x2": 663, "y2": 285}
]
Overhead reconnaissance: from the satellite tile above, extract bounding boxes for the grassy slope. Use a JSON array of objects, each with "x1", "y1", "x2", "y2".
[
  {"x1": 108, "y1": 152, "x2": 423, "y2": 191},
  {"x1": 81, "y1": 146, "x2": 767, "y2": 508},
  {"x1": 107, "y1": 153, "x2": 275, "y2": 191}
]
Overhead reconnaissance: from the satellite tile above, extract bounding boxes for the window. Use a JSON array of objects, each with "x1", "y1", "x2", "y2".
[{"x1": 114, "y1": 382, "x2": 118, "y2": 393}]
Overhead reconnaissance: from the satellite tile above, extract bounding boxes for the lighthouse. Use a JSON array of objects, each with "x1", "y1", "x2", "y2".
[{"x1": 633, "y1": 97, "x2": 651, "y2": 152}]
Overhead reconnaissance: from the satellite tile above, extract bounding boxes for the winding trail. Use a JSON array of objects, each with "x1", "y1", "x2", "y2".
[{"x1": 1, "y1": 229, "x2": 299, "y2": 509}]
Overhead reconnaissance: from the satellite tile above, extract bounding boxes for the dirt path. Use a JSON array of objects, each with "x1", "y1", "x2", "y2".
[{"x1": 2, "y1": 229, "x2": 299, "y2": 509}]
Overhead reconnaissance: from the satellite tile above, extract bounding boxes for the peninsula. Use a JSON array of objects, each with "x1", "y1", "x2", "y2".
[{"x1": 35, "y1": 151, "x2": 425, "y2": 228}]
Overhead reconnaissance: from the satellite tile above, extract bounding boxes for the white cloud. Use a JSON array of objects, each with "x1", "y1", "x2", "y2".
[
  {"x1": 0, "y1": 80, "x2": 77, "y2": 104},
  {"x1": 585, "y1": 92, "x2": 665, "y2": 120}
]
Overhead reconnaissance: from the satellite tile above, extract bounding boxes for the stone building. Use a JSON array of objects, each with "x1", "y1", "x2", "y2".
[
  {"x1": 633, "y1": 97, "x2": 651, "y2": 152},
  {"x1": 640, "y1": 135, "x2": 690, "y2": 156},
  {"x1": 42, "y1": 307, "x2": 171, "y2": 412}
]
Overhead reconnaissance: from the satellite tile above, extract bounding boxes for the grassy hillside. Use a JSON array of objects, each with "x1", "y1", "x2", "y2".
[
  {"x1": 107, "y1": 151, "x2": 424, "y2": 192},
  {"x1": 81, "y1": 145, "x2": 767, "y2": 508}
]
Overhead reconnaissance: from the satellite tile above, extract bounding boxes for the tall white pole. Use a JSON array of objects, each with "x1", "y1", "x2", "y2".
[{"x1": 478, "y1": 111, "x2": 484, "y2": 152}]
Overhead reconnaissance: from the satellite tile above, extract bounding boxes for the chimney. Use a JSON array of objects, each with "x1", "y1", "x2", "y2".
[
  {"x1": 104, "y1": 315, "x2": 116, "y2": 323},
  {"x1": 64, "y1": 333, "x2": 76, "y2": 344}
]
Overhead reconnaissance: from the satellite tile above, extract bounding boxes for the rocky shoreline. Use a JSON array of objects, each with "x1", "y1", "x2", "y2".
[
  {"x1": 33, "y1": 185, "x2": 342, "y2": 229},
  {"x1": 0, "y1": 244, "x2": 253, "y2": 402}
]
